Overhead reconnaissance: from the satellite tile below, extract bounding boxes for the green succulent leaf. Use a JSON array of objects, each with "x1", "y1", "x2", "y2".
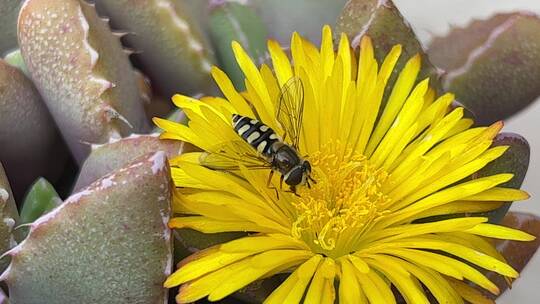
[
  {"x1": 18, "y1": 0, "x2": 150, "y2": 164},
  {"x1": 209, "y1": 0, "x2": 268, "y2": 90},
  {"x1": 251, "y1": 0, "x2": 348, "y2": 45},
  {"x1": 3, "y1": 152, "x2": 173, "y2": 304},
  {"x1": 3, "y1": 50, "x2": 29, "y2": 77},
  {"x1": 95, "y1": 0, "x2": 216, "y2": 97},
  {"x1": 428, "y1": 12, "x2": 540, "y2": 124},
  {"x1": 0, "y1": 59, "x2": 68, "y2": 201},
  {"x1": 20, "y1": 178, "x2": 61, "y2": 225}
]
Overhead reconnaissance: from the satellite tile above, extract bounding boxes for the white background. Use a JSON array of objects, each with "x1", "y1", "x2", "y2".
[{"x1": 393, "y1": 1, "x2": 540, "y2": 302}]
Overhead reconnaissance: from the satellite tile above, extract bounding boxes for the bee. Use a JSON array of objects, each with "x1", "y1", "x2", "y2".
[{"x1": 200, "y1": 77, "x2": 315, "y2": 195}]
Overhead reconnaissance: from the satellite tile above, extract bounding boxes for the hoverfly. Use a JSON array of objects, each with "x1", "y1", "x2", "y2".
[{"x1": 200, "y1": 77, "x2": 315, "y2": 195}]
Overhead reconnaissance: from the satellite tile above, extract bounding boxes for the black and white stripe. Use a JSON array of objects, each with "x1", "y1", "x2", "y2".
[{"x1": 232, "y1": 114, "x2": 279, "y2": 157}]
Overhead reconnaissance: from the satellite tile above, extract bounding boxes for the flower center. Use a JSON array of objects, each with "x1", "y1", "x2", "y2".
[{"x1": 291, "y1": 142, "x2": 390, "y2": 258}]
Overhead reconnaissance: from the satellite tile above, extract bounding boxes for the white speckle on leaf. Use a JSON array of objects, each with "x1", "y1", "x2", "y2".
[
  {"x1": 99, "y1": 175, "x2": 116, "y2": 189},
  {"x1": 149, "y1": 151, "x2": 167, "y2": 174},
  {"x1": 0, "y1": 189, "x2": 9, "y2": 202},
  {"x1": 31, "y1": 189, "x2": 92, "y2": 229},
  {"x1": 3, "y1": 218, "x2": 15, "y2": 230}
]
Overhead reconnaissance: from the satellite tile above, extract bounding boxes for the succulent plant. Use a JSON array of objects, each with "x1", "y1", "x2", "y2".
[
  {"x1": 3, "y1": 49, "x2": 28, "y2": 77},
  {"x1": 95, "y1": 0, "x2": 216, "y2": 98},
  {"x1": 486, "y1": 212, "x2": 540, "y2": 298},
  {"x1": 428, "y1": 12, "x2": 540, "y2": 125},
  {"x1": 0, "y1": 58, "x2": 68, "y2": 201},
  {"x1": 336, "y1": 0, "x2": 442, "y2": 94},
  {"x1": 19, "y1": 178, "x2": 61, "y2": 226},
  {"x1": 18, "y1": 0, "x2": 150, "y2": 164},
  {"x1": 0, "y1": 0, "x2": 537, "y2": 303},
  {"x1": 0, "y1": 164, "x2": 20, "y2": 273},
  {"x1": 74, "y1": 133, "x2": 190, "y2": 191},
  {"x1": 251, "y1": 0, "x2": 348, "y2": 45},
  {"x1": 2, "y1": 152, "x2": 172, "y2": 304}
]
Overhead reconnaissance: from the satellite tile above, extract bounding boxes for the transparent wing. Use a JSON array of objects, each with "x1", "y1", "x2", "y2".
[
  {"x1": 276, "y1": 77, "x2": 305, "y2": 150},
  {"x1": 200, "y1": 140, "x2": 272, "y2": 171}
]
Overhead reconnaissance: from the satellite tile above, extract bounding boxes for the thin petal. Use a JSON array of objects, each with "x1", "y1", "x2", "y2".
[{"x1": 265, "y1": 255, "x2": 323, "y2": 304}]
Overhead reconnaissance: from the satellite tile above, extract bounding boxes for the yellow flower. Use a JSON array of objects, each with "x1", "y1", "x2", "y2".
[{"x1": 154, "y1": 26, "x2": 533, "y2": 304}]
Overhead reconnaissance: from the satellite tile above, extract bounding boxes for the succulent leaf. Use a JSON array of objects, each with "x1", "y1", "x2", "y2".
[
  {"x1": 74, "y1": 134, "x2": 190, "y2": 191},
  {"x1": 3, "y1": 50, "x2": 28, "y2": 77},
  {"x1": 3, "y1": 152, "x2": 173, "y2": 304},
  {"x1": 336, "y1": 0, "x2": 441, "y2": 94},
  {"x1": 208, "y1": 0, "x2": 268, "y2": 90},
  {"x1": 486, "y1": 212, "x2": 540, "y2": 298},
  {"x1": 0, "y1": 0, "x2": 20, "y2": 54},
  {"x1": 428, "y1": 12, "x2": 540, "y2": 124},
  {"x1": 20, "y1": 178, "x2": 61, "y2": 225},
  {"x1": 0, "y1": 164, "x2": 19, "y2": 272},
  {"x1": 18, "y1": 0, "x2": 150, "y2": 164},
  {"x1": 133, "y1": 70, "x2": 176, "y2": 121},
  {"x1": 0, "y1": 59, "x2": 68, "y2": 200},
  {"x1": 251, "y1": 0, "x2": 348, "y2": 45},
  {"x1": 95, "y1": 0, "x2": 216, "y2": 97},
  {"x1": 475, "y1": 133, "x2": 530, "y2": 223}
]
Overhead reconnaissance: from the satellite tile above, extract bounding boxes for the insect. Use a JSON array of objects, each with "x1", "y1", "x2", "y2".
[{"x1": 200, "y1": 77, "x2": 315, "y2": 195}]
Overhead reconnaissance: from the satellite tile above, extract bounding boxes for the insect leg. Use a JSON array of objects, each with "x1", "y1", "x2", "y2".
[
  {"x1": 280, "y1": 174, "x2": 284, "y2": 190},
  {"x1": 266, "y1": 170, "x2": 279, "y2": 199},
  {"x1": 287, "y1": 186, "x2": 301, "y2": 197}
]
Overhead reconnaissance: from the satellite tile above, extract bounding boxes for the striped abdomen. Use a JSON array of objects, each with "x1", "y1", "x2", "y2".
[{"x1": 232, "y1": 114, "x2": 280, "y2": 157}]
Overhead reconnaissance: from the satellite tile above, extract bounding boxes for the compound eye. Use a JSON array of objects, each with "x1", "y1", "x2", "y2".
[{"x1": 285, "y1": 167, "x2": 303, "y2": 186}]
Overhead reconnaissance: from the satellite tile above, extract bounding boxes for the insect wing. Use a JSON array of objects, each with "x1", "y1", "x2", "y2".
[
  {"x1": 276, "y1": 77, "x2": 305, "y2": 150},
  {"x1": 200, "y1": 140, "x2": 272, "y2": 171}
]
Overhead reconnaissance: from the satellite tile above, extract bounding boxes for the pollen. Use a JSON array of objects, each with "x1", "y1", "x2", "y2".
[{"x1": 292, "y1": 142, "x2": 390, "y2": 258}]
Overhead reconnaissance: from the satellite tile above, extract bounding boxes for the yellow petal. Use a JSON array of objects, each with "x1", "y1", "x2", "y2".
[
  {"x1": 465, "y1": 187, "x2": 530, "y2": 201},
  {"x1": 208, "y1": 250, "x2": 312, "y2": 301},
  {"x1": 365, "y1": 53, "x2": 421, "y2": 156},
  {"x1": 265, "y1": 255, "x2": 323, "y2": 304},
  {"x1": 169, "y1": 216, "x2": 267, "y2": 233},
  {"x1": 392, "y1": 257, "x2": 462, "y2": 304},
  {"x1": 466, "y1": 223, "x2": 536, "y2": 241},
  {"x1": 211, "y1": 66, "x2": 254, "y2": 117},
  {"x1": 366, "y1": 255, "x2": 430, "y2": 304},
  {"x1": 231, "y1": 41, "x2": 275, "y2": 123},
  {"x1": 338, "y1": 259, "x2": 361, "y2": 304},
  {"x1": 165, "y1": 246, "x2": 251, "y2": 287},
  {"x1": 305, "y1": 258, "x2": 336, "y2": 303},
  {"x1": 220, "y1": 235, "x2": 308, "y2": 253}
]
